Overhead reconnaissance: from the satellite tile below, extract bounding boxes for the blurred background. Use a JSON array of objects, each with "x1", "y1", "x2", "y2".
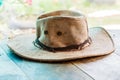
[{"x1": 0, "y1": 0, "x2": 120, "y2": 40}]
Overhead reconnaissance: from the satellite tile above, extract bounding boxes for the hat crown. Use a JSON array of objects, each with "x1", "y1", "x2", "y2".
[{"x1": 36, "y1": 10, "x2": 90, "y2": 50}]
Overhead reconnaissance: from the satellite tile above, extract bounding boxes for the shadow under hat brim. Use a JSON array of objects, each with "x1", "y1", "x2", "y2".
[{"x1": 7, "y1": 27, "x2": 115, "y2": 62}]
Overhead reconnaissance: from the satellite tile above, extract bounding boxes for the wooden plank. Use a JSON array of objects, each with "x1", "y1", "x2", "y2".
[
  {"x1": 0, "y1": 47, "x2": 29, "y2": 80},
  {"x1": 0, "y1": 42, "x2": 94, "y2": 80},
  {"x1": 72, "y1": 53, "x2": 120, "y2": 80}
]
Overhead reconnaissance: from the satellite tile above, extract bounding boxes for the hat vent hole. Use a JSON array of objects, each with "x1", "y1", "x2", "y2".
[
  {"x1": 57, "y1": 31, "x2": 62, "y2": 36},
  {"x1": 44, "y1": 30, "x2": 48, "y2": 35}
]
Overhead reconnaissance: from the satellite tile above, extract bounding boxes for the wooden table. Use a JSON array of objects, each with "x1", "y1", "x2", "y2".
[{"x1": 0, "y1": 29, "x2": 120, "y2": 80}]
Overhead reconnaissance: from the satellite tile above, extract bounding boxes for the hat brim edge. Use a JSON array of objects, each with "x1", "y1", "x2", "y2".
[{"x1": 7, "y1": 27, "x2": 115, "y2": 62}]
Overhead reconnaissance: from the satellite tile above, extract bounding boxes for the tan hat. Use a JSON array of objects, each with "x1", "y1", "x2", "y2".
[{"x1": 8, "y1": 10, "x2": 115, "y2": 62}]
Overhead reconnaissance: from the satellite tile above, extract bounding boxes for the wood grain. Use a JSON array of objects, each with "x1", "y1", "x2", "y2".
[
  {"x1": 0, "y1": 47, "x2": 29, "y2": 80},
  {"x1": 0, "y1": 42, "x2": 94, "y2": 80},
  {"x1": 72, "y1": 53, "x2": 120, "y2": 80}
]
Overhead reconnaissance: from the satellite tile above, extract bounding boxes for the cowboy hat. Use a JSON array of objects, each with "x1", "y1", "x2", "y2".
[{"x1": 7, "y1": 10, "x2": 115, "y2": 62}]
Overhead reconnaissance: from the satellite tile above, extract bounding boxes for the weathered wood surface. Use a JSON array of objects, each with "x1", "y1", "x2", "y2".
[
  {"x1": 0, "y1": 29, "x2": 120, "y2": 80},
  {"x1": 0, "y1": 46, "x2": 29, "y2": 80},
  {"x1": 0, "y1": 42, "x2": 93, "y2": 80},
  {"x1": 72, "y1": 54, "x2": 120, "y2": 80}
]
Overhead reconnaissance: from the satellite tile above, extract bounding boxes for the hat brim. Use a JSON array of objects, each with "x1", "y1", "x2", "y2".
[{"x1": 7, "y1": 27, "x2": 115, "y2": 62}]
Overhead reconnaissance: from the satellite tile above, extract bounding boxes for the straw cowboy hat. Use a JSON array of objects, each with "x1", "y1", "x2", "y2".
[{"x1": 8, "y1": 10, "x2": 115, "y2": 62}]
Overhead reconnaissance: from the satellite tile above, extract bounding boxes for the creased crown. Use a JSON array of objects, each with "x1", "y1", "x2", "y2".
[{"x1": 35, "y1": 10, "x2": 91, "y2": 51}]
